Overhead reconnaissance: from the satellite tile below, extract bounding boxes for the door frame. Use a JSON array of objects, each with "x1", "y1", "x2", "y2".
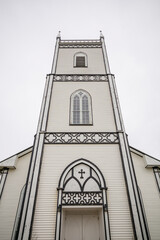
[
  {"x1": 60, "y1": 206, "x2": 105, "y2": 240},
  {"x1": 55, "y1": 159, "x2": 111, "y2": 240}
]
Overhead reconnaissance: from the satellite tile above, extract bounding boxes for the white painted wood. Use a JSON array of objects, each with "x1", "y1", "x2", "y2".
[
  {"x1": 59, "y1": 159, "x2": 105, "y2": 190},
  {"x1": 31, "y1": 145, "x2": 134, "y2": 240},
  {"x1": 102, "y1": 36, "x2": 146, "y2": 239},
  {"x1": 47, "y1": 82, "x2": 116, "y2": 132},
  {"x1": 62, "y1": 208, "x2": 102, "y2": 240},
  {"x1": 0, "y1": 155, "x2": 17, "y2": 169},
  {"x1": 22, "y1": 134, "x2": 44, "y2": 240},
  {"x1": 11, "y1": 185, "x2": 26, "y2": 240},
  {"x1": 83, "y1": 215, "x2": 99, "y2": 240},
  {"x1": 0, "y1": 152, "x2": 31, "y2": 240},
  {"x1": 0, "y1": 169, "x2": 7, "y2": 198},
  {"x1": 60, "y1": 206, "x2": 105, "y2": 240},
  {"x1": 30, "y1": 38, "x2": 132, "y2": 240},
  {"x1": 154, "y1": 168, "x2": 160, "y2": 191},
  {"x1": 64, "y1": 178, "x2": 81, "y2": 192},
  {"x1": 100, "y1": 36, "x2": 110, "y2": 74},
  {"x1": 107, "y1": 74, "x2": 122, "y2": 131},
  {"x1": 55, "y1": 189, "x2": 63, "y2": 240},
  {"x1": 132, "y1": 152, "x2": 160, "y2": 239},
  {"x1": 144, "y1": 155, "x2": 160, "y2": 167},
  {"x1": 36, "y1": 75, "x2": 50, "y2": 133},
  {"x1": 83, "y1": 178, "x2": 100, "y2": 191},
  {"x1": 64, "y1": 214, "x2": 82, "y2": 240},
  {"x1": 51, "y1": 35, "x2": 60, "y2": 74},
  {"x1": 56, "y1": 48, "x2": 106, "y2": 74},
  {"x1": 19, "y1": 37, "x2": 60, "y2": 240},
  {"x1": 118, "y1": 133, "x2": 143, "y2": 239},
  {"x1": 41, "y1": 75, "x2": 54, "y2": 131},
  {"x1": 19, "y1": 75, "x2": 53, "y2": 239},
  {"x1": 63, "y1": 163, "x2": 100, "y2": 192}
]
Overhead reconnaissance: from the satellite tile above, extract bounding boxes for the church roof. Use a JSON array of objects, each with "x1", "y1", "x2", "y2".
[
  {"x1": 0, "y1": 145, "x2": 159, "y2": 169},
  {"x1": 130, "y1": 146, "x2": 160, "y2": 167},
  {"x1": 0, "y1": 146, "x2": 32, "y2": 169}
]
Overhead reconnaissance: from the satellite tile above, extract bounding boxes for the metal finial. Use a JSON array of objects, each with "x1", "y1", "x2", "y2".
[
  {"x1": 100, "y1": 30, "x2": 104, "y2": 38},
  {"x1": 57, "y1": 31, "x2": 61, "y2": 39}
]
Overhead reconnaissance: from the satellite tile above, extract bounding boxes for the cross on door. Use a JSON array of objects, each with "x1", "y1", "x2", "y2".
[{"x1": 78, "y1": 169, "x2": 85, "y2": 179}]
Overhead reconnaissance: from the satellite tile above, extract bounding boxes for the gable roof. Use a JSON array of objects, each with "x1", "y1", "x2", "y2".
[
  {"x1": 0, "y1": 146, "x2": 32, "y2": 169},
  {"x1": 130, "y1": 146, "x2": 160, "y2": 167},
  {"x1": 0, "y1": 145, "x2": 159, "y2": 169}
]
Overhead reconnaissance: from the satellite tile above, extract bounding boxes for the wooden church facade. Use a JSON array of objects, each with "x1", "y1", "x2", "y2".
[{"x1": 0, "y1": 34, "x2": 160, "y2": 240}]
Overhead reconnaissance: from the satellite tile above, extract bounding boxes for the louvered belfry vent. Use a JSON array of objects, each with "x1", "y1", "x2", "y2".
[{"x1": 76, "y1": 56, "x2": 85, "y2": 67}]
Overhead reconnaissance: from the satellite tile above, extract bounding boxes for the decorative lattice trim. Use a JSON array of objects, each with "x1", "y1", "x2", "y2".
[{"x1": 44, "y1": 132, "x2": 119, "y2": 144}]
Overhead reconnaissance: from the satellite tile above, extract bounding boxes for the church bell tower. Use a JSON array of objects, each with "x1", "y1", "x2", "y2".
[{"x1": 17, "y1": 33, "x2": 150, "y2": 240}]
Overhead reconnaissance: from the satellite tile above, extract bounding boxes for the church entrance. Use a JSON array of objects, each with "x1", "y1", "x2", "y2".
[
  {"x1": 62, "y1": 209, "x2": 100, "y2": 240},
  {"x1": 56, "y1": 159, "x2": 111, "y2": 240},
  {"x1": 64, "y1": 214, "x2": 99, "y2": 240}
]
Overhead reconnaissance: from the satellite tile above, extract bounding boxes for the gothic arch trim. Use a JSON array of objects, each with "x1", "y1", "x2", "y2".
[
  {"x1": 64, "y1": 176, "x2": 82, "y2": 191},
  {"x1": 58, "y1": 158, "x2": 107, "y2": 190},
  {"x1": 55, "y1": 159, "x2": 111, "y2": 240},
  {"x1": 70, "y1": 88, "x2": 92, "y2": 99}
]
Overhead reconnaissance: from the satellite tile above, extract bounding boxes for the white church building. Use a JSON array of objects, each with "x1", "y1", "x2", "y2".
[{"x1": 0, "y1": 33, "x2": 160, "y2": 240}]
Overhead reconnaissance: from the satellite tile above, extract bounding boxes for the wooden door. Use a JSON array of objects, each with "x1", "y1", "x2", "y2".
[
  {"x1": 64, "y1": 213, "x2": 100, "y2": 240},
  {"x1": 83, "y1": 215, "x2": 99, "y2": 240}
]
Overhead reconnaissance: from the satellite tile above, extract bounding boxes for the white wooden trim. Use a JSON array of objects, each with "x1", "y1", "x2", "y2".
[
  {"x1": 18, "y1": 38, "x2": 60, "y2": 240},
  {"x1": 101, "y1": 36, "x2": 149, "y2": 239},
  {"x1": 0, "y1": 169, "x2": 8, "y2": 198}
]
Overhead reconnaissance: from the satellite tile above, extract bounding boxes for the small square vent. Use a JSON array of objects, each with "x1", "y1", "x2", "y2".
[{"x1": 76, "y1": 56, "x2": 85, "y2": 67}]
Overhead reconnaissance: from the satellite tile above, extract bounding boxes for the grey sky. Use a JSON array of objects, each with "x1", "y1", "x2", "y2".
[{"x1": 0, "y1": 0, "x2": 160, "y2": 160}]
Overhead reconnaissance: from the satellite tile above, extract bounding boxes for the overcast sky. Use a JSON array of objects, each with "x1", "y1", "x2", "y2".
[{"x1": 0, "y1": 0, "x2": 160, "y2": 160}]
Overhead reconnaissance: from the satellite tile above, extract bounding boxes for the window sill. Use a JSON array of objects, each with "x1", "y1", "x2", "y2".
[
  {"x1": 73, "y1": 66, "x2": 88, "y2": 68},
  {"x1": 69, "y1": 123, "x2": 93, "y2": 126}
]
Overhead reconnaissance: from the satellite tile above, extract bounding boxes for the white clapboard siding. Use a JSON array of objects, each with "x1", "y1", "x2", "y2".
[
  {"x1": 31, "y1": 145, "x2": 134, "y2": 240},
  {"x1": 0, "y1": 152, "x2": 31, "y2": 240},
  {"x1": 132, "y1": 152, "x2": 160, "y2": 239},
  {"x1": 47, "y1": 82, "x2": 116, "y2": 132},
  {"x1": 56, "y1": 48, "x2": 106, "y2": 74}
]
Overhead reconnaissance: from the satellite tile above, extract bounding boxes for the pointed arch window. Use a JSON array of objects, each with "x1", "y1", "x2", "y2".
[
  {"x1": 70, "y1": 90, "x2": 92, "y2": 125},
  {"x1": 73, "y1": 52, "x2": 88, "y2": 67}
]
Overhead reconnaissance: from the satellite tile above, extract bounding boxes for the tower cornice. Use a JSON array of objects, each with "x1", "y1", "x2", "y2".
[{"x1": 59, "y1": 39, "x2": 102, "y2": 48}]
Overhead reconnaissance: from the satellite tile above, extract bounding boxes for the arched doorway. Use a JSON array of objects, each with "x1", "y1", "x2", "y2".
[{"x1": 55, "y1": 159, "x2": 111, "y2": 240}]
